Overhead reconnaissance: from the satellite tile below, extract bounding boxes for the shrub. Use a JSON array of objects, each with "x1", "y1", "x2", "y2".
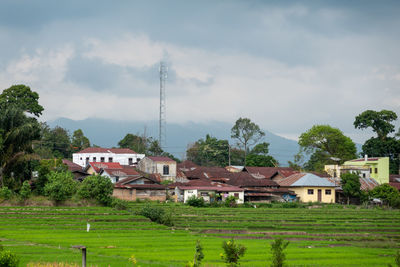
[
  {"x1": 187, "y1": 195, "x2": 205, "y2": 207},
  {"x1": 270, "y1": 238, "x2": 289, "y2": 267},
  {"x1": 140, "y1": 204, "x2": 174, "y2": 226},
  {"x1": 0, "y1": 246, "x2": 19, "y2": 267},
  {"x1": 220, "y1": 238, "x2": 246, "y2": 266},
  {"x1": 78, "y1": 175, "x2": 113, "y2": 206},
  {"x1": 370, "y1": 184, "x2": 400, "y2": 208},
  {"x1": 111, "y1": 198, "x2": 129, "y2": 210},
  {"x1": 0, "y1": 187, "x2": 12, "y2": 200},
  {"x1": 388, "y1": 250, "x2": 400, "y2": 267},
  {"x1": 224, "y1": 196, "x2": 237, "y2": 207},
  {"x1": 44, "y1": 171, "x2": 77, "y2": 203},
  {"x1": 19, "y1": 180, "x2": 31, "y2": 200},
  {"x1": 187, "y1": 240, "x2": 204, "y2": 267}
]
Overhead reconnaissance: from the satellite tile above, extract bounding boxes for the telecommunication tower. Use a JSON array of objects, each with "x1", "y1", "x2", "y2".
[{"x1": 159, "y1": 62, "x2": 167, "y2": 148}]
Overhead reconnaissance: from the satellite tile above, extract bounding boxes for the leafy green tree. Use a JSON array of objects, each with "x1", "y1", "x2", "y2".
[
  {"x1": 287, "y1": 153, "x2": 304, "y2": 171},
  {"x1": 270, "y1": 238, "x2": 289, "y2": 267},
  {"x1": 34, "y1": 159, "x2": 68, "y2": 195},
  {"x1": 369, "y1": 184, "x2": 400, "y2": 208},
  {"x1": 246, "y1": 142, "x2": 278, "y2": 167},
  {"x1": 148, "y1": 139, "x2": 163, "y2": 156},
  {"x1": 0, "y1": 245, "x2": 19, "y2": 267},
  {"x1": 0, "y1": 106, "x2": 41, "y2": 186},
  {"x1": 231, "y1": 118, "x2": 265, "y2": 165},
  {"x1": 187, "y1": 240, "x2": 204, "y2": 267},
  {"x1": 118, "y1": 133, "x2": 147, "y2": 154},
  {"x1": 187, "y1": 135, "x2": 229, "y2": 166},
  {"x1": 0, "y1": 84, "x2": 44, "y2": 117},
  {"x1": 44, "y1": 171, "x2": 77, "y2": 203},
  {"x1": 354, "y1": 110, "x2": 400, "y2": 174},
  {"x1": 221, "y1": 238, "x2": 246, "y2": 266},
  {"x1": 71, "y1": 129, "x2": 90, "y2": 153},
  {"x1": 354, "y1": 110, "x2": 397, "y2": 140},
  {"x1": 298, "y1": 125, "x2": 357, "y2": 172},
  {"x1": 78, "y1": 175, "x2": 113, "y2": 205},
  {"x1": 19, "y1": 180, "x2": 31, "y2": 200},
  {"x1": 341, "y1": 172, "x2": 361, "y2": 205}
]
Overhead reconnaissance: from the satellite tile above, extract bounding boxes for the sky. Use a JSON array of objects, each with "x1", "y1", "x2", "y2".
[{"x1": 0, "y1": 0, "x2": 399, "y2": 143}]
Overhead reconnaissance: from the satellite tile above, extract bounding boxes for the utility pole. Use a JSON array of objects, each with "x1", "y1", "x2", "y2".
[{"x1": 159, "y1": 62, "x2": 167, "y2": 148}]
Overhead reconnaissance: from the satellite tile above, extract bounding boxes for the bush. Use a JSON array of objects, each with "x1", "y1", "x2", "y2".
[
  {"x1": 270, "y1": 238, "x2": 289, "y2": 267},
  {"x1": 370, "y1": 184, "x2": 400, "y2": 208},
  {"x1": 221, "y1": 238, "x2": 246, "y2": 266},
  {"x1": 224, "y1": 196, "x2": 238, "y2": 207},
  {"x1": 78, "y1": 175, "x2": 113, "y2": 206},
  {"x1": 111, "y1": 198, "x2": 129, "y2": 210},
  {"x1": 19, "y1": 180, "x2": 31, "y2": 200},
  {"x1": 140, "y1": 204, "x2": 174, "y2": 226},
  {"x1": 44, "y1": 171, "x2": 77, "y2": 203},
  {"x1": 187, "y1": 195, "x2": 205, "y2": 207},
  {"x1": 187, "y1": 240, "x2": 204, "y2": 267},
  {"x1": 0, "y1": 246, "x2": 19, "y2": 267},
  {"x1": 0, "y1": 187, "x2": 12, "y2": 200}
]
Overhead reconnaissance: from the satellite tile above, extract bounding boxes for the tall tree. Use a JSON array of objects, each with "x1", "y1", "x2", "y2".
[
  {"x1": 298, "y1": 125, "x2": 357, "y2": 172},
  {"x1": 245, "y1": 142, "x2": 278, "y2": 167},
  {"x1": 231, "y1": 118, "x2": 265, "y2": 166},
  {"x1": 186, "y1": 135, "x2": 229, "y2": 167},
  {"x1": 0, "y1": 85, "x2": 44, "y2": 117},
  {"x1": 0, "y1": 106, "x2": 41, "y2": 186},
  {"x1": 341, "y1": 172, "x2": 361, "y2": 205},
  {"x1": 354, "y1": 110, "x2": 397, "y2": 140},
  {"x1": 118, "y1": 133, "x2": 147, "y2": 154},
  {"x1": 71, "y1": 129, "x2": 90, "y2": 153},
  {"x1": 354, "y1": 110, "x2": 400, "y2": 174}
]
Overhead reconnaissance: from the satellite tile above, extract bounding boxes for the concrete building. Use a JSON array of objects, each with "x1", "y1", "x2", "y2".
[
  {"x1": 72, "y1": 147, "x2": 145, "y2": 167},
  {"x1": 137, "y1": 156, "x2": 177, "y2": 182},
  {"x1": 277, "y1": 173, "x2": 336, "y2": 203},
  {"x1": 343, "y1": 156, "x2": 389, "y2": 184}
]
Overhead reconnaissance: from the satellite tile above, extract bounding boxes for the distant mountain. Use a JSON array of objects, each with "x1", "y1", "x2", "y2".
[{"x1": 48, "y1": 117, "x2": 302, "y2": 166}]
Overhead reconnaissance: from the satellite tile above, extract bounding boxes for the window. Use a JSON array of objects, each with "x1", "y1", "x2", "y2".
[
  {"x1": 80, "y1": 157, "x2": 82, "y2": 160},
  {"x1": 333, "y1": 171, "x2": 337, "y2": 177},
  {"x1": 370, "y1": 168, "x2": 372, "y2": 173},
  {"x1": 108, "y1": 157, "x2": 113, "y2": 162},
  {"x1": 85, "y1": 157, "x2": 89, "y2": 164},
  {"x1": 375, "y1": 168, "x2": 378, "y2": 174},
  {"x1": 93, "y1": 157, "x2": 96, "y2": 162},
  {"x1": 363, "y1": 173, "x2": 366, "y2": 178},
  {"x1": 115, "y1": 177, "x2": 119, "y2": 183},
  {"x1": 136, "y1": 158, "x2": 141, "y2": 162},
  {"x1": 325, "y1": 189, "x2": 331, "y2": 195},
  {"x1": 308, "y1": 189, "x2": 314, "y2": 195},
  {"x1": 128, "y1": 158, "x2": 133, "y2": 165},
  {"x1": 100, "y1": 157, "x2": 105, "y2": 162},
  {"x1": 234, "y1": 193, "x2": 239, "y2": 198},
  {"x1": 163, "y1": 165, "x2": 169, "y2": 175}
]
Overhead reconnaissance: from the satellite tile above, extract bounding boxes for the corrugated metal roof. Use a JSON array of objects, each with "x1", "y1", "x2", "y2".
[{"x1": 291, "y1": 173, "x2": 336, "y2": 187}]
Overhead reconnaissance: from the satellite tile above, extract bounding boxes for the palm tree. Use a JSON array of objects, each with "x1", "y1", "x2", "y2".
[{"x1": 0, "y1": 106, "x2": 40, "y2": 186}]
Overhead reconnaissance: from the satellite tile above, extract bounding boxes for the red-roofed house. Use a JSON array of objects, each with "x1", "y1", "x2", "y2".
[
  {"x1": 137, "y1": 156, "x2": 177, "y2": 182},
  {"x1": 72, "y1": 147, "x2": 145, "y2": 167}
]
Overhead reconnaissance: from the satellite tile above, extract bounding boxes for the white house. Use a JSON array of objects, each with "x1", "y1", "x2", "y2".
[{"x1": 73, "y1": 147, "x2": 145, "y2": 167}]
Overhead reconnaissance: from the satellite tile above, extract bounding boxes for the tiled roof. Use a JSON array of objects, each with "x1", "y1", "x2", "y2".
[
  {"x1": 115, "y1": 175, "x2": 156, "y2": 186},
  {"x1": 62, "y1": 159, "x2": 83, "y2": 172},
  {"x1": 147, "y1": 156, "x2": 175, "y2": 162},
  {"x1": 278, "y1": 173, "x2": 336, "y2": 187},
  {"x1": 389, "y1": 174, "x2": 400, "y2": 182},
  {"x1": 244, "y1": 167, "x2": 298, "y2": 179},
  {"x1": 390, "y1": 182, "x2": 400, "y2": 191},
  {"x1": 177, "y1": 160, "x2": 198, "y2": 170},
  {"x1": 114, "y1": 184, "x2": 166, "y2": 189},
  {"x1": 77, "y1": 147, "x2": 137, "y2": 154},
  {"x1": 227, "y1": 172, "x2": 279, "y2": 187},
  {"x1": 184, "y1": 166, "x2": 231, "y2": 179},
  {"x1": 102, "y1": 165, "x2": 140, "y2": 177}
]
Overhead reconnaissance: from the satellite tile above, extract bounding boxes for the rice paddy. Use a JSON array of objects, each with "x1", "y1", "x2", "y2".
[{"x1": 0, "y1": 203, "x2": 399, "y2": 266}]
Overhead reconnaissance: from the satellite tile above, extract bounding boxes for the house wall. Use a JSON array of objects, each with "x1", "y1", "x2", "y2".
[
  {"x1": 290, "y1": 187, "x2": 336, "y2": 203},
  {"x1": 184, "y1": 189, "x2": 198, "y2": 203},
  {"x1": 137, "y1": 158, "x2": 177, "y2": 182},
  {"x1": 113, "y1": 188, "x2": 166, "y2": 201},
  {"x1": 227, "y1": 191, "x2": 244, "y2": 204},
  {"x1": 86, "y1": 166, "x2": 97, "y2": 175},
  {"x1": 343, "y1": 157, "x2": 389, "y2": 184},
  {"x1": 73, "y1": 152, "x2": 145, "y2": 167}
]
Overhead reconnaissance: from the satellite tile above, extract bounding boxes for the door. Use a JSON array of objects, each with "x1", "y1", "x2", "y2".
[{"x1": 318, "y1": 189, "x2": 322, "y2": 202}]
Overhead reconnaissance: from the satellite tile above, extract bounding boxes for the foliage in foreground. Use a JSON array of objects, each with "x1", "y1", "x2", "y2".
[
  {"x1": 370, "y1": 184, "x2": 400, "y2": 208},
  {"x1": 187, "y1": 195, "x2": 206, "y2": 207},
  {"x1": 270, "y1": 238, "x2": 289, "y2": 267},
  {"x1": 0, "y1": 245, "x2": 19, "y2": 267},
  {"x1": 186, "y1": 240, "x2": 204, "y2": 267},
  {"x1": 221, "y1": 239, "x2": 246, "y2": 266},
  {"x1": 78, "y1": 175, "x2": 113, "y2": 206},
  {"x1": 139, "y1": 204, "x2": 174, "y2": 226},
  {"x1": 387, "y1": 250, "x2": 400, "y2": 267}
]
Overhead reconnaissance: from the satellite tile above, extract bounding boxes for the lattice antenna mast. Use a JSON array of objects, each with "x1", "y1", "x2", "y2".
[{"x1": 159, "y1": 62, "x2": 167, "y2": 148}]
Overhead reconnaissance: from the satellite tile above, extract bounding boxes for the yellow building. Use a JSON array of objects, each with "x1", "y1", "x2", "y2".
[{"x1": 277, "y1": 173, "x2": 336, "y2": 203}]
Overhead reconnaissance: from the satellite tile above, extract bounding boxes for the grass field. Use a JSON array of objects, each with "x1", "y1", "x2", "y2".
[{"x1": 0, "y1": 203, "x2": 399, "y2": 266}]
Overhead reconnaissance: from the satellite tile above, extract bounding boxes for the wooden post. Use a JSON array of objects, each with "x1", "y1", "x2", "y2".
[{"x1": 72, "y1": 245, "x2": 86, "y2": 267}]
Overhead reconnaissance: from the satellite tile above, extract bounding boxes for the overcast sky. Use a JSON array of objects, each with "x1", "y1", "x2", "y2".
[{"x1": 1, "y1": 0, "x2": 399, "y2": 143}]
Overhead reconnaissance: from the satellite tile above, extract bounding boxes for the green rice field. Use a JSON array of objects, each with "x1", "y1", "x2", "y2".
[{"x1": 0, "y1": 203, "x2": 399, "y2": 266}]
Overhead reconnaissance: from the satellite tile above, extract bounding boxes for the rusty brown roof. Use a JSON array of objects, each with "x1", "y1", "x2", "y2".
[{"x1": 244, "y1": 167, "x2": 299, "y2": 179}]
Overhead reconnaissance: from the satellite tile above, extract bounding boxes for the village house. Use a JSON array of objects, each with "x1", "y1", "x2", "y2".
[
  {"x1": 276, "y1": 173, "x2": 336, "y2": 203},
  {"x1": 72, "y1": 147, "x2": 145, "y2": 167},
  {"x1": 137, "y1": 156, "x2": 177, "y2": 182},
  {"x1": 113, "y1": 175, "x2": 166, "y2": 201},
  {"x1": 342, "y1": 156, "x2": 389, "y2": 184}
]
